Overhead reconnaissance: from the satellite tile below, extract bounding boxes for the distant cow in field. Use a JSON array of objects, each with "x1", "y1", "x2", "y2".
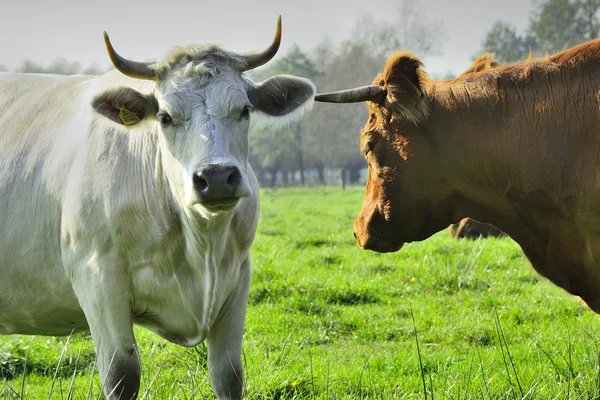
[
  {"x1": 315, "y1": 38, "x2": 600, "y2": 313},
  {"x1": 448, "y1": 218, "x2": 505, "y2": 239},
  {"x1": 0, "y1": 17, "x2": 316, "y2": 399}
]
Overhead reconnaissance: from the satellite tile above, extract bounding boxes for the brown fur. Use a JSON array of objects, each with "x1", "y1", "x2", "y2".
[
  {"x1": 353, "y1": 38, "x2": 600, "y2": 313},
  {"x1": 458, "y1": 54, "x2": 499, "y2": 76},
  {"x1": 445, "y1": 57, "x2": 503, "y2": 241},
  {"x1": 376, "y1": 52, "x2": 430, "y2": 125}
]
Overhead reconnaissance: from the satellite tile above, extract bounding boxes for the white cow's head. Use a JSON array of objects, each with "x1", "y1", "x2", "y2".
[{"x1": 91, "y1": 17, "x2": 315, "y2": 216}]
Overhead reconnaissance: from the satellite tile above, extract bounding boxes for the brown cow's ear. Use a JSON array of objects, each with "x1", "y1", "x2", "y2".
[
  {"x1": 382, "y1": 52, "x2": 429, "y2": 125},
  {"x1": 91, "y1": 87, "x2": 158, "y2": 126}
]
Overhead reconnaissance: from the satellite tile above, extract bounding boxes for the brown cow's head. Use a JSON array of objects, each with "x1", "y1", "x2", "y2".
[
  {"x1": 355, "y1": 54, "x2": 449, "y2": 252},
  {"x1": 315, "y1": 53, "x2": 496, "y2": 252}
]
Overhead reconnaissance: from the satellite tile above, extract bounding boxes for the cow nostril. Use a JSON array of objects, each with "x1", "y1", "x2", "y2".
[
  {"x1": 194, "y1": 165, "x2": 241, "y2": 201},
  {"x1": 193, "y1": 174, "x2": 208, "y2": 193},
  {"x1": 227, "y1": 169, "x2": 237, "y2": 186},
  {"x1": 227, "y1": 168, "x2": 240, "y2": 188}
]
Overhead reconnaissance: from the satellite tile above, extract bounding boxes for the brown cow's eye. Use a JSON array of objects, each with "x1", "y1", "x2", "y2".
[{"x1": 363, "y1": 140, "x2": 375, "y2": 155}]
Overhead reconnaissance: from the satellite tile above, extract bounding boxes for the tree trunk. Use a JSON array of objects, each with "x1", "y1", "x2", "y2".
[
  {"x1": 269, "y1": 169, "x2": 278, "y2": 187},
  {"x1": 315, "y1": 164, "x2": 326, "y2": 185},
  {"x1": 349, "y1": 168, "x2": 361, "y2": 184},
  {"x1": 290, "y1": 170, "x2": 296, "y2": 185},
  {"x1": 282, "y1": 170, "x2": 289, "y2": 186},
  {"x1": 296, "y1": 124, "x2": 305, "y2": 185},
  {"x1": 258, "y1": 170, "x2": 267, "y2": 187}
]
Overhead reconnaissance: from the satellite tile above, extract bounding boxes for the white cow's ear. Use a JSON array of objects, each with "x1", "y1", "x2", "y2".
[
  {"x1": 91, "y1": 87, "x2": 158, "y2": 126},
  {"x1": 248, "y1": 75, "x2": 316, "y2": 127}
]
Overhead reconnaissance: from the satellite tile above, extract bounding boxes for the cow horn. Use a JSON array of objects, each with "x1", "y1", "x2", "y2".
[
  {"x1": 314, "y1": 85, "x2": 387, "y2": 103},
  {"x1": 103, "y1": 32, "x2": 156, "y2": 80},
  {"x1": 241, "y1": 16, "x2": 282, "y2": 71}
]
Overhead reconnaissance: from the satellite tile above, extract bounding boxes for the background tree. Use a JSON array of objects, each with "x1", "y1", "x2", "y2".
[
  {"x1": 530, "y1": 0, "x2": 600, "y2": 52},
  {"x1": 248, "y1": 45, "x2": 320, "y2": 186},
  {"x1": 354, "y1": 0, "x2": 446, "y2": 59},
  {"x1": 248, "y1": 125, "x2": 296, "y2": 187},
  {"x1": 481, "y1": 0, "x2": 600, "y2": 62},
  {"x1": 481, "y1": 22, "x2": 536, "y2": 63},
  {"x1": 303, "y1": 0, "x2": 445, "y2": 186}
]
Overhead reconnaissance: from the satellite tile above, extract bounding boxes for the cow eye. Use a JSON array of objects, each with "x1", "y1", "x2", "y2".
[
  {"x1": 363, "y1": 140, "x2": 375, "y2": 155},
  {"x1": 240, "y1": 105, "x2": 251, "y2": 121},
  {"x1": 157, "y1": 111, "x2": 172, "y2": 127}
]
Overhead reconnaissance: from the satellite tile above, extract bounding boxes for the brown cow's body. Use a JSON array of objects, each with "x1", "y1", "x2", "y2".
[
  {"x1": 316, "y1": 39, "x2": 600, "y2": 312},
  {"x1": 448, "y1": 218, "x2": 505, "y2": 239}
]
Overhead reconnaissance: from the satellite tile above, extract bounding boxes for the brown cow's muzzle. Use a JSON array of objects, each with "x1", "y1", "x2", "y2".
[{"x1": 353, "y1": 209, "x2": 404, "y2": 253}]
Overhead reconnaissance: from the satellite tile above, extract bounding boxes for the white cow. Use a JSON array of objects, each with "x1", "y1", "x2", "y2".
[{"x1": 0, "y1": 17, "x2": 315, "y2": 399}]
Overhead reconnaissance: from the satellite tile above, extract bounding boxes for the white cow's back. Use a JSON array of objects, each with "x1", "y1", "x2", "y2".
[{"x1": 0, "y1": 73, "x2": 94, "y2": 334}]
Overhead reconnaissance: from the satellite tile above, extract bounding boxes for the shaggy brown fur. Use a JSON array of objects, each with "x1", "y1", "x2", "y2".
[
  {"x1": 457, "y1": 53, "x2": 499, "y2": 76},
  {"x1": 353, "y1": 38, "x2": 600, "y2": 312}
]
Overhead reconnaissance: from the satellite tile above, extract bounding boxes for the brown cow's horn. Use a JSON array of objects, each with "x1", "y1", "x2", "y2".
[
  {"x1": 241, "y1": 16, "x2": 282, "y2": 71},
  {"x1": 314, "y1": 85, "x2": 387, "y2": 103},
  {"x1": 103, "y1": 32, "x2": 156, "y2": 80}
]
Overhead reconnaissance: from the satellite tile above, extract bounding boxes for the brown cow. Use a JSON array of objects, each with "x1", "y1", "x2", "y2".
[
  {"x1": 448, "y1": 217, "x2": 505, "y2": 239},
  {"x1": 315, "y1": 39, "x2": 600, "y2": 312}
]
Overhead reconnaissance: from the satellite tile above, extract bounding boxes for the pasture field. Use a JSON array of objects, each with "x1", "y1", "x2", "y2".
[{"x1": 2, "y1": 186, "x2": 600, "y2": 399}]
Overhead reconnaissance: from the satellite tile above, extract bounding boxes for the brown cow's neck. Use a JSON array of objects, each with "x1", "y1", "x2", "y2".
[{"x1": 418, "y1": 48, "x2": 600, "y2": 311}]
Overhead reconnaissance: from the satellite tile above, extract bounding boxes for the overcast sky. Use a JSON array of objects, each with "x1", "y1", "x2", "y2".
[{"x1": 0, "y1": 0, "x2": 532, "y2": 77}]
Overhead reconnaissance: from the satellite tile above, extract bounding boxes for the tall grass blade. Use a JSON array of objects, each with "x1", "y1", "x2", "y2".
[
  {"x1": 19, "y1": 351, "x2": 28, "y2": 399},
  {"x1": 47, "y1": 332, "x2": 74, "y2": 400},
  {"x1": 411, "y1": 308, "x2": 428, "y2": 400},
  {"x1": 67, "y1": 341, "x2": 83, "y2": 400},
  {"x1": 493, "y1": 311, "x2": 523, "y2": 398},
  {"x1": 477, "y1": 346, "x2": 491, "y2": 399}
]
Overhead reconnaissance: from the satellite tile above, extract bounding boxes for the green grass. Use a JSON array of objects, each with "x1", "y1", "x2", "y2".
[{"x1": 2, "y1": 186, "x2": 600, "y2": 399}]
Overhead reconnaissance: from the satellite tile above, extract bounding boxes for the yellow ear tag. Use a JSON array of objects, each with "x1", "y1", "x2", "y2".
[{"x1": 118, "y1": 106, "x2": 141, "y2": 126}]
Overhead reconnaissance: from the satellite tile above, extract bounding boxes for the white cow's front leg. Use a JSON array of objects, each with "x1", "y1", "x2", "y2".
[
  {"x1": 68, "y1": 251, "x2": 140, "y2": 400},
  {"x1": 207, "y1": 261, "x2": 251, "y2": 400}
]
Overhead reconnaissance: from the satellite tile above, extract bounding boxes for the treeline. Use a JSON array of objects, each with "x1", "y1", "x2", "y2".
[
  {"x1": 252, "y1": 0, "x2": 600, "y2": 188},
  {"x1": 253, "y1": 0, "x2": 600, "y2": 188},
  {"x1": 482, "y1": 0, "x2": 600, "y2": 63},
  {"x1": 247, "y1": 1, "x2": 445, "y2": 187},
  {"x1": 4, "y1": 0, "x2": 599, "y2": 187}
]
